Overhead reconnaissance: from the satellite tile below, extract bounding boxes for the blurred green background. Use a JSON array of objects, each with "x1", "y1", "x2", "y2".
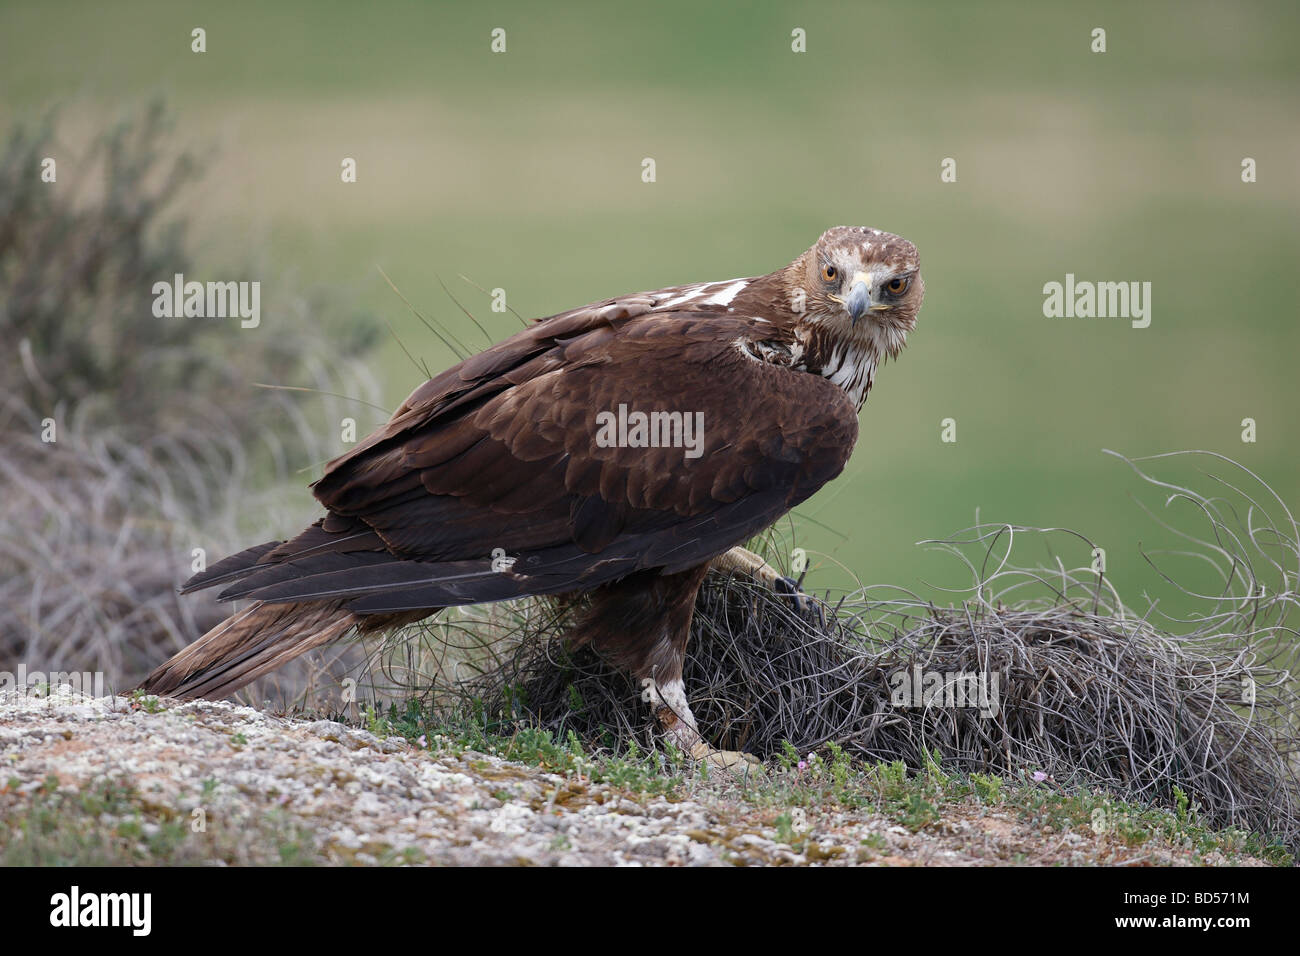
[{"x1": 3, "y1": 0, "x2": 1297, "y2": 615}]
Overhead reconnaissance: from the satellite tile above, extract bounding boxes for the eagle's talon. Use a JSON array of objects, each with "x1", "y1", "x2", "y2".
[
  {"x1": 774, "y1": 574, "x2": 803, "y2": 605},
  {"x1": 711, "y1": 547, "x2": 823, "y2": 621},
  {"x1": 774, "y1": 575, "x2": 827, "y2": 625}
]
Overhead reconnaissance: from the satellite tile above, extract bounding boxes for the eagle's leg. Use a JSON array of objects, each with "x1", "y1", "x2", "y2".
[
  {"x1": 709, "y1": 545, "x2": 822, "y2": 618},
  {"x1": 641, "y1": 673, "x2": 760, "y2": 773},
  {"x1": 635, "y1": 566, "x2": 762, "y2": 774},
  {"x1": 568, "y1": 564, "x2": 760, "y2": 773}
]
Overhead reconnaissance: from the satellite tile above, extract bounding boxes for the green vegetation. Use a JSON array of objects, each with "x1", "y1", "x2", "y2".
[
  {"x1": 2, "y1": 0, "x2": 1296, "y2": 616},
  {"x1": 0, "y1": 773, "x2": 319, "y2": 866},
  {"x1": 362, "y1": 700, "x2": 1293, "y2": 866},
  {"x1": 3, "y1": 701, "x2": 1284, "y2": 865}
]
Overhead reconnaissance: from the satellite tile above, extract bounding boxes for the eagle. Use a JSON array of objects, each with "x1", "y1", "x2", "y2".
[{"x1": 139, "y1": 225, "x2": 924, "y2": 769}]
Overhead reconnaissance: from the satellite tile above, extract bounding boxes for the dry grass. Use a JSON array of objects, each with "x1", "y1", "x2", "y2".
[
  {"x1": 358, "y1": 452, "x2": 1300, "y2": 856},
  {"x1": 0, "y1": 104, "x2": 383, "y2": 692}
]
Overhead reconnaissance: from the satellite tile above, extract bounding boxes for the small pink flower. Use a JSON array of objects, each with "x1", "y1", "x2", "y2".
[
  {"x1": 415, "y1": 734, "x2": 428, "y2": 749},
  {"x1": 797, "y1": 761, "x2": 807, "y2": 771},
  {"x1": 1032, "y1": 770, "x2": 1048, "y2": 782}
]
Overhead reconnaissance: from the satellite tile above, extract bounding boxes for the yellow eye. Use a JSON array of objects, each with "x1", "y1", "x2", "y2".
[
  {"x1": 885, "y1": 277, "x2": 909, "y2": 295},
  {"x1": 822, "y1": 264, "x2": 837, "y2": 282}
]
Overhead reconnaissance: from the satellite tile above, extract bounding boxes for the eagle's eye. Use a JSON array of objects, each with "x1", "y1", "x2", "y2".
[
  {"x1": 822, "y1": 264, "x2": 838, "y2": 282},
  {"x1": 885, "y1": 277, "x2": 909, "y2": 295}
]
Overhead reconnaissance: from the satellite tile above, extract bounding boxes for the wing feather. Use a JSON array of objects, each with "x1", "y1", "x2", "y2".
[{"x1": 189, "y1": 305, "x2": 857, "y2": 613}]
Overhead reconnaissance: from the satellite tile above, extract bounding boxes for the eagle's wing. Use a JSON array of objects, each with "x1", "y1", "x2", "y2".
[{"x1": 189, "y1": 310, "x2": 857, "y2": 614}]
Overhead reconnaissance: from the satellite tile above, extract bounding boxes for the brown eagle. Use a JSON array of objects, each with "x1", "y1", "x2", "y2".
[{"x1": 140, "y1": 225, "x2": 924, "y2": 769}]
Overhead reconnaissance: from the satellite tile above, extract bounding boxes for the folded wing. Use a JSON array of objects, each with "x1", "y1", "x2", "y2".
[{"x1": 184, "y1": 308, "x2": 858, "y2": 614}]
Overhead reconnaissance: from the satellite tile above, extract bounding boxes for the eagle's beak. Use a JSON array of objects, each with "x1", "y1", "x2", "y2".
[{"x1": 845, "y1": 272, "x2": 872, "y2": 325}]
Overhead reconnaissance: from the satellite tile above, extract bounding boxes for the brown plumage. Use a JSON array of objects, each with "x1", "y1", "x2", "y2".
[{"x1": 139, "y1": 226, "x2": 924, "y2": 766}]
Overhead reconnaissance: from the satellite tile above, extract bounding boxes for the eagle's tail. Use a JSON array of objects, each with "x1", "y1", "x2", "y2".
[
  {"x1": 136, "y1": 600, "x2": 359, "y2": 701},
  {"x1": 141, "y1": 523, "x2": 448, "y2": 700}
]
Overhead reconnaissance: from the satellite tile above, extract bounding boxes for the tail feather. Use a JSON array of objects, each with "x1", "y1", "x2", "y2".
[
  {"x1": 137, "y1": 600, "x2": 358, "y2": 700},
  {"x1": 179, "y1": 515, "x2": 383, "y2": 597},
  {"x1": 155, "y1": 520, "x2": 445, "y2": 700},
  {"x1": 179, "y1": 541, "x2": 283, "y2": 594}
]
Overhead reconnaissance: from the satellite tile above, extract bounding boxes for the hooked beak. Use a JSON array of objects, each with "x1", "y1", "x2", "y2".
[{"x1": 845, "y1": 272, "x2": 872, "y2": 324}]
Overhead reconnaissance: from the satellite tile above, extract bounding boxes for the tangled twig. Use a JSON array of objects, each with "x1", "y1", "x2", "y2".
[{"x1": 365, "y1": 452, "x2": 1300, "y2": 854}]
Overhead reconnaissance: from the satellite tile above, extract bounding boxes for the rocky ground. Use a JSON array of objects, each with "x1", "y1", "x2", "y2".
[{"x1": 0, "y1": 688, "x2": 1274, "y2": 866}]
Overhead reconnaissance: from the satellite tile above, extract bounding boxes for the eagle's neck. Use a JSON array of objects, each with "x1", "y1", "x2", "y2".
[{"x1": 797, "y1": 325, "x2": 878, "y2": 409}]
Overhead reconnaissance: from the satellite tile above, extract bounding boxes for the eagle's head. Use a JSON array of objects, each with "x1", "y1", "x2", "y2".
[{"x1": 785, "y1": 225, "x2": 924, "y2": 364}]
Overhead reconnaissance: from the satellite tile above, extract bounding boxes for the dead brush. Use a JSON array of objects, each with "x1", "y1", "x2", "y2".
[
  {"x1": 0, "y1": 105, "x2": 384, "y2": 699},
  {"x1": 360, "y1": 451, "x2": 1300, "y2": 855}
]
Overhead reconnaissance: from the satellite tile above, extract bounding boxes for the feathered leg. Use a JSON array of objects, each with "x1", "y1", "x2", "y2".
[{"x1": 568, "y1": 563, "x2": 760, "y2": 772}]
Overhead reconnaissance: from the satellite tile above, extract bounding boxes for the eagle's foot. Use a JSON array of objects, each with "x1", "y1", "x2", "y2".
[
  {"x1": 648, "y1": 677, "x2": 761, "y2": 775},
  {"x1": 711, "y1": 546, "x2": 826, "y2": 623},
  {"x1": 688, "y1": 741, "x2": 764, "y2": 774}
]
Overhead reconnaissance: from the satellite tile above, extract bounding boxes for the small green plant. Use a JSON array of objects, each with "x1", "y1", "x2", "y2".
[
  {"x1": 826, "y1": 741, "x2": 851, "y2": 790},
  {"x1": 776, "y1": 740, "x2": 800, "y2": 772},
  {"x1": 970, "y1": 773, "x2": 1003, "y2": 802},
  {"x1": 128, "y1": 690, "x2": 164, "y2": 714},
  {"x1": 861, "y1": 833, "x2": 888, "y2": 851},
  {"x1": 900, "y1": 792, "x2": 939, "y2": 832}
]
